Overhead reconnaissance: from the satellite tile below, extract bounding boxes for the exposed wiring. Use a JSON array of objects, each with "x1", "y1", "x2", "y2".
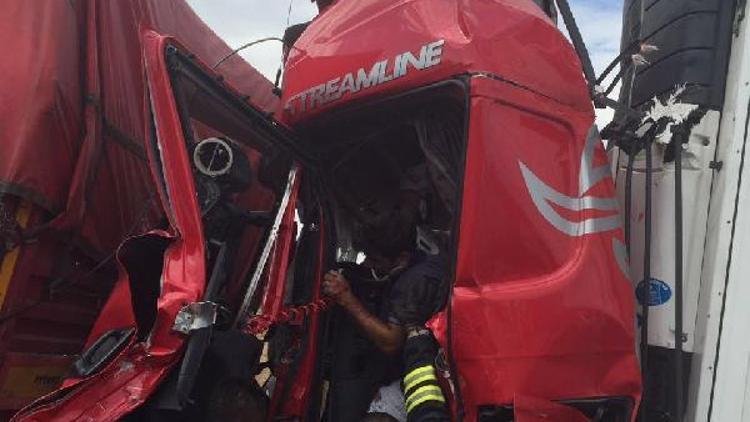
[
  {"x1": 212, "y1": 37, "x2": 284, "y2": 70},
  {"x1": 595, "y1": 39, "x2": 642, "y2": 86},
  {"x1": 603, "y1": 64, "x2": 626, "y2": 98},
  {"x1": 553, "y1": 0, "x2": 647, "y2": 121},
  {"x1": 554, "y1": 0, "x2": 597, "y2": 94},
  {"x1": 273, "y1": 0, "x2": 297, "y2": 95},
  {"x1": 285, "y1": 0, "x2": 295, "y2": 28}
]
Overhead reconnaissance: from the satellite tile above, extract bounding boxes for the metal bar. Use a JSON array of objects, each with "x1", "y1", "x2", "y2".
[
  {"x1": 674, "y1": 130, "x2": 685, "y2": 422},
  {"x1": 175, "y1": 241, "x2": 228, "y2": 406},
  {"x1": 625, "y1": 152, "x2": 635, "y2": 255},
  {"x1": 640, "y1": 137, "x2": 653, "y2": 422},
  {"x1": 235, "y1": 165, "x2": 299, "y2": 326}
]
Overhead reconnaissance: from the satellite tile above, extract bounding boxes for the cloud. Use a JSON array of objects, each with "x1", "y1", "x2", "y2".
[{"x1": 188, "y1": 0, "x2": 624, "y2": 126}]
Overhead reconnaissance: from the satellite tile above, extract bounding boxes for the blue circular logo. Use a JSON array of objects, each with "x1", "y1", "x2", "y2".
[{"x1": 636, "y1": 278, "x2": 672, "y2": 306}]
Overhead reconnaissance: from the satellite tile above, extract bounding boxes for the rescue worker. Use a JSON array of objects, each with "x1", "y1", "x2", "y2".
[
  {"x1": 323, "y1": 199, "x2": 450, "y2": 421},
  {"x1": 323, "y1": 205, "x2": 443, "y2": 354}
]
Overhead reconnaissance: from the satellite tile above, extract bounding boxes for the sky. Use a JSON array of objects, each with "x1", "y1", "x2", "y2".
[{"x1": 187, "y1": 0, "x2": 624, "y2": 126}]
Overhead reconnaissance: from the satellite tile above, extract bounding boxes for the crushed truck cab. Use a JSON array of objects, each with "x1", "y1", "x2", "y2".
[{"x1": 5, "y1": 0, "x2": 641, "y2": 421}]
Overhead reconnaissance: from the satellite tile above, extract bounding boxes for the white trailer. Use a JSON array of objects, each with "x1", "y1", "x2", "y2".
[{"x1": 610, "y1": 0, "x2": 750, "y2": 420}]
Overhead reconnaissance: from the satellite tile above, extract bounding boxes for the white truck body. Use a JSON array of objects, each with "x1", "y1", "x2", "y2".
[{"x1": 613, "y1": 1, "x2": 750, "y2": 419}]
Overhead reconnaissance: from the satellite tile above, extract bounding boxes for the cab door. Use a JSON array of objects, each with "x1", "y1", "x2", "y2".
[{"x1": 13, "y1": 31, "x2": 324, "y2": 422}]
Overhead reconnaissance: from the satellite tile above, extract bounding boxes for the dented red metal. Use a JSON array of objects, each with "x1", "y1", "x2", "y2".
[
  {"x1": 282, "y1": 0, "x2": 592, "y2": 124},
  {"x1": 452, "y1": 77, "x2": 640, "y2": 419},
  {"x1": 13, "y1": 0, "x2": 640, "y2": 420},
  {"x1": 1, "y1": 0, "x2": 278, "y2": 415},
  {"x1": 12, "y1": 32, "x2": 209, "y2": 422}
]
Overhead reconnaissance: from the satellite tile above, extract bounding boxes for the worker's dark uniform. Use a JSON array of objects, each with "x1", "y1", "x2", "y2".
[
  {"x1": 388, "y1": 252, "x2": 451, "y2": 422},
  {"x1": 402, "y1": 332, "x2": 450, "y2": 422},
  {"x1": 386, "y1": 251, "x2": 448, "y2": 329},
  {"x1": 327, "y1": 252, "x2": 448, "y2": 421}
]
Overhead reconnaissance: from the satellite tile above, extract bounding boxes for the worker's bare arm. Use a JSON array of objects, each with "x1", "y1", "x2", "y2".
[{"x1": 323, "y1": 270, "x2": 405, "y2": 355}]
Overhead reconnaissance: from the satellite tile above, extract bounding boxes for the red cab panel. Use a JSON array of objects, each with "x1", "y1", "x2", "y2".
[{"x1": 450, "y1": 77, "x2": 640, "y2": 420}]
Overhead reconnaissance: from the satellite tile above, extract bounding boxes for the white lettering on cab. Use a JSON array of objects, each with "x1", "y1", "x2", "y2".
[{"x1": 285, "y1": 39, "x2": 445, "y2": 114}]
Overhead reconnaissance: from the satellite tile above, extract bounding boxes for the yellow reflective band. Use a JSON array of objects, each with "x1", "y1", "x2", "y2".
[
  {"x1": 406, "y1": 386, "x2": 445, "y2": 413},
  {"x1": 407, "y1": 394, "x2": 446, "y2": 414},
  {"x1": 404, "y1": 372, "x2": 438, "y2": 394},
  {"x1": 405, "y1": 385, "x2": 445, "y2": 413},
  {"x1": 403, "y1": 365, "x2": 435, "y2": 388},
  {"x1": 0, "y1": 201, "x2": 32, "y2": 309}
]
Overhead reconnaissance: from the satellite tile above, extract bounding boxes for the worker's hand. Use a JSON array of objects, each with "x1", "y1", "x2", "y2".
[{"x1": 323, "y1": 270, "x2": 354, "y2": 306}]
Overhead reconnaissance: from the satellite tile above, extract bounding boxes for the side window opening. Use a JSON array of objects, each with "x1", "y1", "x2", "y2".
[{"x1": 166, "y1": 59, "x2": 296, "y2": 321}]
